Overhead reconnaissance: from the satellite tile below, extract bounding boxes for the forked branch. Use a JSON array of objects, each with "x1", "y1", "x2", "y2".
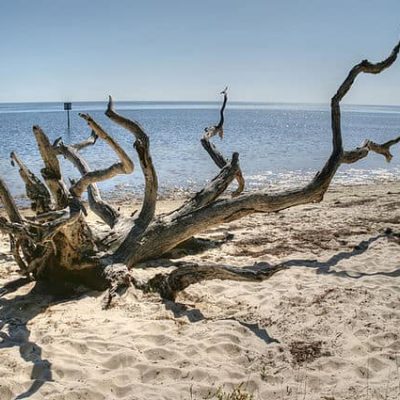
[
  {"x1": 201, "y1": 138, "x2": 245, "y2": 197},
  {"x1": 342, "y1": 136, "x2": 400, "y2": 164},
  {"x1": 70, "y1": 113, "x2": 134, "y2": 198},
  {"x1": 166, "y1": 152, "x2": 240, "y2": 221},
  {"x1": 54, "y1": 138, "x2": 120, "y2": 228}
]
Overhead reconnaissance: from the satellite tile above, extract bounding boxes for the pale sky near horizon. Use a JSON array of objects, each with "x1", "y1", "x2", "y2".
[{"x1": 0, "y1": 0, "x2": 399, "y2": 104}]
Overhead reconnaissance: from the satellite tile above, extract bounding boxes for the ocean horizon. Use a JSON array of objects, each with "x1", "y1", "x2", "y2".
[
  {"x1": 1, "y1": 100, "x2": 400, "y2": 113},
  {"x1": 1, "y1": 101, "x2": 400, "y2": 203}
]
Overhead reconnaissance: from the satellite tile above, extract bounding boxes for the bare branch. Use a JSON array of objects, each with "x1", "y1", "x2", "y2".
[
  {"x1": 10, "y1": 151, "x2": 52, "y2": 214},
  {"x1": 33, "y1": 126, "x2": 69, "y2": 209},
  {"x1": 0, "y1": 178, "x2": 23, "y2": 223},
  {"x1": 0, "y1": 179, "x2": 38, "y2": 275},
  {"x1": 105, "y1": 97, "x2": 158, "y2": 228},
  {"x1": 342, "y1": 136, "x2": 400, "y2": 164},
  {"x1": 105, "y1": 96, "x2": 148, "y2": 142},
  {"x1": 70, "y1": 113, "x2": 134, "y2": 198},
  {"x1": 201, "y1": 88, "x2": 245, "y2": 197},
  {"x1": 201, "y1": 138, "x2": 245, "y2": 197},
  {"x1": 54, "y1": 140, "x2": 120, "y2": 228},
  {"x1": 105, "y1": 96, "x2": 158, "y2": 256},
  {"x1": 204, "y1": 86, "x2": 228, "y2": 139},
  {"x1": 166, "y1": 153, "x2": 240, "y2": 221},
  {"x1": 0, "y1": 214, "x2": 36, "y2": 276},
  {"x1": 70, "y1": 130, "x2": 98, "y2": 151},
  {"x1": 331, "y1": 41, "x2": 400, "y2": 153},
  {"x1": 30, "y1": 209, "x2": 70, "y2": 223},
  {"x1": 9, "y1": 235, "x2": 30, "y2": 275}
]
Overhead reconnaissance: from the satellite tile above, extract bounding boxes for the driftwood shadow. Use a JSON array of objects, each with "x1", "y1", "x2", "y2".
[
  {"x1": 162, "y1": 301, "x2": 279, "y2": 345},
  {"x1": 223, "y1": 317, "x2": 280, "y2": 345},
  {"x1": 279, "y1": 232, "x2": 400, "y2": 279},
  {"x1": 0, "y1": 232, "x2": 397, "y2": 399},
  {"x1": 163, "y1": 300, "x2": 206, "y2": 323},
  {"x1": 0, "y1": 282, "x2": 53, "y2": 399},
  {"x1": 159, "y1": 232, "x2": 399, "y2": 346}
]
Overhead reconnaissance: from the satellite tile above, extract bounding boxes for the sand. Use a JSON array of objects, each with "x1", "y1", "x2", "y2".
[{"x1": 1, "y1": 183, "x2": 400, "y2": 400}]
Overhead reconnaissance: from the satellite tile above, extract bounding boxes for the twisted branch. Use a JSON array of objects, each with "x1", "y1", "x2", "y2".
[{"x1": 105, "y1": 96, "x2": 158, "y2": 257}]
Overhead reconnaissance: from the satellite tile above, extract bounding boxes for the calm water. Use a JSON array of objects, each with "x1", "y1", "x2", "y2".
[{"x1": 1, "y1": 101, "x2": 400, "y2": 201}]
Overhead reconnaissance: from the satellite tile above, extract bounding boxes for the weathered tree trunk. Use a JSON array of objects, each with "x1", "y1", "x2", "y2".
[{"x1": 1, "y1": 41, "x2": 400, "y2": 302}]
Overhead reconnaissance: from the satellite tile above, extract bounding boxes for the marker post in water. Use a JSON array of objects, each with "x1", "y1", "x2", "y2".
[{"x1": 64, "y1": 102, "x2": 72, "y2": 130}]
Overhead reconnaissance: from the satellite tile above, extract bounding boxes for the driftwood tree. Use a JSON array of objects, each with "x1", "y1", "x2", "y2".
[{"x1": 1, "y1": 41, "x2": 400, "y2": 303}]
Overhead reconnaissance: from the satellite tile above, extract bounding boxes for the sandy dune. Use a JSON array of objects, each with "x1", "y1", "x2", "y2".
[{"x1": 1, "y1": 183, "x2": 400, "y2": 399}]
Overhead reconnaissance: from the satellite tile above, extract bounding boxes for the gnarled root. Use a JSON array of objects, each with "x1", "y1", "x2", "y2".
[{"x1": 134, "y1": 261, "x2": 287, "y2": 301}]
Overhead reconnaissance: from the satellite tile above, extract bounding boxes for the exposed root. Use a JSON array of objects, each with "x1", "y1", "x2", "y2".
[{"x1": 135, "y1": 261, "x2": 287, "y2": 301}]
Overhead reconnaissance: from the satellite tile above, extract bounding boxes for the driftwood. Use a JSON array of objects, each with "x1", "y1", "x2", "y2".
[
  {"x1": 1, "y1": 41, "x2": 400, "y2": 303},
  {"x1": 201, "y1": 87, "x2": 245, "y2": 197}
]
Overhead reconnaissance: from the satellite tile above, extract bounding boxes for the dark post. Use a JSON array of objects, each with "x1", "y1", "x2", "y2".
[{"x1": 64, "y1": 102, "x2": 72, "y2": 130}]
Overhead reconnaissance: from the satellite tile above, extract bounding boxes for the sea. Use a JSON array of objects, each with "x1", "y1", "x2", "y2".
[{"x1": 1, "y1": 101, "x2": 400, "y2": 203}]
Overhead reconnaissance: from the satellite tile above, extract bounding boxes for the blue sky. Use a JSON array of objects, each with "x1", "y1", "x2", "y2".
[{"x1": 0, "y1": 0, "x2": 399, "y2": 104}]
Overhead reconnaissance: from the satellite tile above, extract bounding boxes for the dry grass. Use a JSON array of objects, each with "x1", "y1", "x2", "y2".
[{"x1": 212, "y1": 384, "x2": 254, "y2": 400}]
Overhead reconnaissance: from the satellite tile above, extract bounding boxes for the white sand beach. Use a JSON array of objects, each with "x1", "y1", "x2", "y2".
[{"x1": 1, "y1": 183, "x2": 400, "y2": 400}]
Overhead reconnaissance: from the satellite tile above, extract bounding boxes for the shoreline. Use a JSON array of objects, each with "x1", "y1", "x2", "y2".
[{"x1": 5, "y1": 178, "x2": 400, "y2": 211}]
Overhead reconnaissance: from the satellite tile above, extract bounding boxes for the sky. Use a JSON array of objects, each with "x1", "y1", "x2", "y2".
[{"x1": 0, "y1": 0, "x2": 399, "y2": 104}]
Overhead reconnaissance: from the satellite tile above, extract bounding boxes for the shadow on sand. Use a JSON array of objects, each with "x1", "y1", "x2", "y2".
[
  {"x1": 278, "y1": 232, "x2": 400, "y2": 278},
  {"x1": 161, "y1": 232, "x2": 399, "y2": 346},
  {"x1": 163, "y1": 300, "x2": 280, "y2": 345},
  {"x1": 0, "y1": 280, "x2": 91, "y2": 399},
  {"x1": 0, "y1": 232, "x2": 398, "y2": 398}
]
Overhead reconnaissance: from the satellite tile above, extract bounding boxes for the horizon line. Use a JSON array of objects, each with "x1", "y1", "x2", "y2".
[{"x1": 0, "y1": 99, "x2": 399, "y2": 108}]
